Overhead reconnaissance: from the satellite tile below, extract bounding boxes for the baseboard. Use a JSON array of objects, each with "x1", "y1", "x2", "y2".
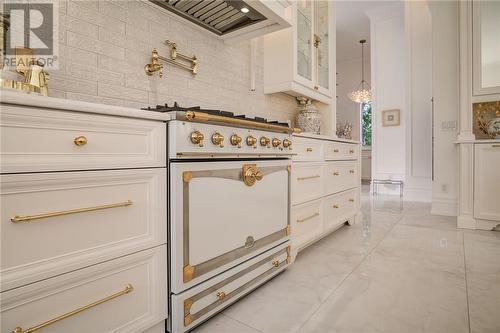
[
  {"x1": 404, "y1": 187, "x2": 432, "y2": 202},
  {"x1": 431, "y1": 197, "x2": 458, "y2": 216},
  {"x1": 457, "y1": 215, "x2": 476, "y2": 229}
]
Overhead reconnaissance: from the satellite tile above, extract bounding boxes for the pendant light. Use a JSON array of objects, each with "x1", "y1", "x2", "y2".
[{"x1": 348, "y1": 39, "x2": 372, "y2": 103}]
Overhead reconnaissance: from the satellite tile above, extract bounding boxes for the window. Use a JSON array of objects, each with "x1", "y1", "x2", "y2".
[{"x1": 361, "y1": 102, "x2": 372, "y2": 146}]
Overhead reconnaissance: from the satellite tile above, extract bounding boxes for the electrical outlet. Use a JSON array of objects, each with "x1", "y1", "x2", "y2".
[
  {"x1": 441, "y1": 121, "x2": 458, "y2": 131},
  {"x1": 441, "y1": 184, "x2": 448, "y2": 193}
]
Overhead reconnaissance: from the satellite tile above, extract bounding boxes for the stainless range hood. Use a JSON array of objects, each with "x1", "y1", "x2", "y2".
[{"x1": 150, "y1": 0, "x2": 291, "y2": 43}]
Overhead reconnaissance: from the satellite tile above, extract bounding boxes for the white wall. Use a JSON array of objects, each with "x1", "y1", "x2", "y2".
[
  {"x1": 336, "y1": 57, "x2": 371, "y2": 141},
  {"x1": 40, "y1": 0, "x2": 298, "y2": 121},
  {"x1": 404, "y1": 0, "x2": 433, "y2": 201},
  {"x1": 368, "y1": 1, "x2": 433, "y2": 201},
  {"x1": 368, "y1": 3, "x2": 407, "y2": 186},
  {"x1": 429, "y1": 1, "x2": 459, "y2": 216}
]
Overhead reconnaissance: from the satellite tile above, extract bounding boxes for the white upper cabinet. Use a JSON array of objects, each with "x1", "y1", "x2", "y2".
[
  {"x1": 472, "y1": 0, "x2": 500, "y2": 96},
  {"x1": 264, "y1": 0, "x2": 335, "y2": 104}
]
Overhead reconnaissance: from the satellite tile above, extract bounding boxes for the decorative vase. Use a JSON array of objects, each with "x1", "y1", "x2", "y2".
[
  {"x1": 296, "y1": 97, "x2": 321, "y2": 134},
  {"x1": 486, "y1": 117, "x2": 500, "y2": 139}
]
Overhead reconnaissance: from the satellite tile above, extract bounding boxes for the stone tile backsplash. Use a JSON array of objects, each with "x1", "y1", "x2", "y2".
[{"x1": 47, "y1": 0, "x2": 298, "y2": 122}]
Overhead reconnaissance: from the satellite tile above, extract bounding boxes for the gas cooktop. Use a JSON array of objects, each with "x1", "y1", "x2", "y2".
[{"x1": 142, "y1": 102, "x2": 290, "y2": 128}]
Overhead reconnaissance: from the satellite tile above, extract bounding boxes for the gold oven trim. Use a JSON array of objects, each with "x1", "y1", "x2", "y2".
[
  {"x1": 183, "y1": 110, "x2": 300, "y2": 135},
  {"x1": 181, "y1": 166, "x2": 290, "y2": 283}
]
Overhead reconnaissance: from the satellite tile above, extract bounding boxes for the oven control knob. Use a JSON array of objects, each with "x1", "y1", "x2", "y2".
[
  {"x1": 230, "y1": 134, "x2": 242, "y2": 148},
  {"x1": 190, "y1": 131, "x2": 204, "y2": 147},
  {"x1": 211, "y1": 132, "x2": 224, "y2": 147},
  {"x1": 272, "y1": 138, "x2": 282, "y2": 148},
  {"x1": 246, "y1": 136, "x2": 257, "y2": 148},
  {"x1": 283, "y1": 138, "x2": 292, "y2": 149},
  {"x1": 260, "y1": 136, "x2": 270, "y2": 148}
]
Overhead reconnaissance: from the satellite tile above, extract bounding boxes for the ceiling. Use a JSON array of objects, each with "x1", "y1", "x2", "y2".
[{"x1": 336, "y1": 0, "x2": 398, "y2": 62}]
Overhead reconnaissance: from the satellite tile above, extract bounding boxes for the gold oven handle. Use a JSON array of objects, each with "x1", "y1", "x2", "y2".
[
  {"x1": 297, "y1": 175, "x2": 320, "y2": 181},
  {"x1": 12, "y1": 284, "x2": 134, "y2": 333},
  {"x1": 11, "y1": 200, "x2": 133, "y2": 223},
  {"x1": 297, "y1": 212, "x2": 320, "y2": 223}
]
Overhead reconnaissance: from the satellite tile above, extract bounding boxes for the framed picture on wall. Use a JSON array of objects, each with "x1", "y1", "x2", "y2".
[{"x1": 382, "y1": 109, "x2": 400, "y2": 127}]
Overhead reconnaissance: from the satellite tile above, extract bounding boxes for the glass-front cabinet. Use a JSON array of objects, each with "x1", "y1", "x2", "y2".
[
  {"x1": 264, "y1": 0, "x2": 334, "y2": 104},
  {"x1": 472, "y1": 0, "x2": 500, "y2": 96}
]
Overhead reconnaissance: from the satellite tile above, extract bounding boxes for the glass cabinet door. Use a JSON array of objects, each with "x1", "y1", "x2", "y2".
[
  {"x1": 316, "y1": 1, "x2": 329, "y2": 90},
  {"x1": 296, "y1": 0, "x2": 313, "y2": 82}
]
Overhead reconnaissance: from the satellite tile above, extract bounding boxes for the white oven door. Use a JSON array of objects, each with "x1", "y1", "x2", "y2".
[{"x1": 170, "y1": 159, "x2": 290, "y2": 293}]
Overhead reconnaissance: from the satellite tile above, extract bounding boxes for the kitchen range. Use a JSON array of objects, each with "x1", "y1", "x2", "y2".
[{"x1": 143, "y1": 103, "x2": 296, "y2": 332}]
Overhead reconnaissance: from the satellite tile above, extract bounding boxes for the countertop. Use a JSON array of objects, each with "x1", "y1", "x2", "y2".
[
  {"x1": 0, "y1": 89, "x2": 171, "y2": 121},
  {"x1": 294, "y1": 132, "x2": 360, "y2": 144},
  {"x1": 454, "y1": 139, "x2": 500, "y2": 144}
]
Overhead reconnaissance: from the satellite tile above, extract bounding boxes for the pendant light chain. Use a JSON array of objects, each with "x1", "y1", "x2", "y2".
[{"x1": 348, "y1": 39, "x2": 372, "y2": 104}]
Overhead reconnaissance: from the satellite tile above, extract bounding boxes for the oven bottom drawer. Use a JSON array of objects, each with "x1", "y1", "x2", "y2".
[
  {"x1": 170, "y1": 242, "x2": 291, "y2": 333},
  {"x1": 1, "y1": 245, "x2": 167, "y2": 333}
]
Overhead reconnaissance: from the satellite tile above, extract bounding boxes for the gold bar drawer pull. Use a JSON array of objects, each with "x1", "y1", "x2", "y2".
[
  {"x1": 11, "y1": 200, "x2": 133, "y2": 223},
  {"x1": 297, "y1": 175, "x2": 320, "y2": 181},
  {"x1": 12, "y1": 284, "x2": 134, "y2": 333},
  {"x1": 297, "y1": 212, "x2": 320, "y2": 223}
]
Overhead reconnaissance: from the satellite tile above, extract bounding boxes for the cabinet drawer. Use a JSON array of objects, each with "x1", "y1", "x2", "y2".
[
  {"x1": 291, "y1": 163, "x2": 324, "y2": 204},
  {"x1": 171, "y1": 242, "x2": 290, "y2": 333},
  {"x1": 291, "y1": 199, "x2": 323, "y2": 249},
  {"x1": 325, "y1": 142, "x2": 358, "y2": 160},
  {"x1": 324, "y1": 160, "x2": 359, "y2": 195},
  {"x1": 324, "y1": 189, "x2": 359, "y2": 231},
  {"x1": 1, "y1": 169, "x2": 166, "y2": 291},
  {"x1": 292, "y1": 137, "x2": 324, "y2": 161},
  {"x1": 0, "y1": 105, "x2": 166, "y2": 173},
  {"x1": 1, "y1": 245, "x2": 167, "y2": 333}
]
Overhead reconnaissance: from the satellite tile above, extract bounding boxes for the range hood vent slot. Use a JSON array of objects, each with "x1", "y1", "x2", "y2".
[{"x1": 151, "y1": 0, "x2": 267, "y2": 36}]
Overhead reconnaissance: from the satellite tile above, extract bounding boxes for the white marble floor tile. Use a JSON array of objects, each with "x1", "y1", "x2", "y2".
[
  {"x1": 464, "y1": 231, "x2": 500, "y2": 333},
  {"x1": 299, "y1": 254, "x2": 469, "y2": 333},
  {"x1": 222, "y1": 273, "x2": 323, "y2": 333},
  {"x1": 192, "y1": 189, "x2": 500, "y2": 333},
  {"x1": 191, "y1": 313, "x2": 262, "y2": 333}
]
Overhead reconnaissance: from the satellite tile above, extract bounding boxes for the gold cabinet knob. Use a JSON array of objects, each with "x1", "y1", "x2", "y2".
[
  {"x1": 272, "y1": 260, "x2": 280, "y2": 268},
  {"x1": 349, "y1": 170, "x2": 355, "y2": 174},
  {"x1": 272, "y1": 138, "x2": 281, "y2": 148},
  {"x1": 333, "y1": 149, "x2": 339, "y2": 153},
  {"x1": 333, "y1": 204, "x2": 339, "y2": 208},
  {"x1": 230, "y1": 134, "x2": 242, "y2": 148},
  {"x1": 349, "y1": 149, "x2": 355, "y2": 154},
  {"x1": 211, "y1": 132, "x2": 224, "y2": 147},
  {"x1": 306, "y1": 147, "x2": 313, "y2": 152},
  {"x1": 260, "y1": 136, "x2": 270, "y2": 147},
  {"x1": 333, "y1": 172, "x2": 340, "y2": 176},
  {"x1": 246, "y1": 135, "x2": 257, "y2": 148},
  {"x1": 216, "y1": 291, "x2": 226, "y2": 301},
  {"x1": 190, "y1": 131, "x2": 204, "y2": 147},
  {"x1": 349, "y1": 198, "x2": 355, "y2": 202},
  {"x1": 74, "y1": 136, "x2": 88, "y2": 146},
  {"x1": 283, "y1": 138, "x2": 292, "y2": 149}
]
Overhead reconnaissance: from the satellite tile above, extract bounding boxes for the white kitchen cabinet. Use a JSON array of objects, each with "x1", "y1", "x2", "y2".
[
  {"x1": 474, "y1": 143, "x2": 500, "y2": 221},
  {"x1": 264, "y1": 0, "x2": 335, "y2": 104},
  {"x1": 290, "y1": 134, "x2": 361, "y2": 253},
  {"x1": 0, "y1": 102, "x2": 168, "y2": 333}
]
